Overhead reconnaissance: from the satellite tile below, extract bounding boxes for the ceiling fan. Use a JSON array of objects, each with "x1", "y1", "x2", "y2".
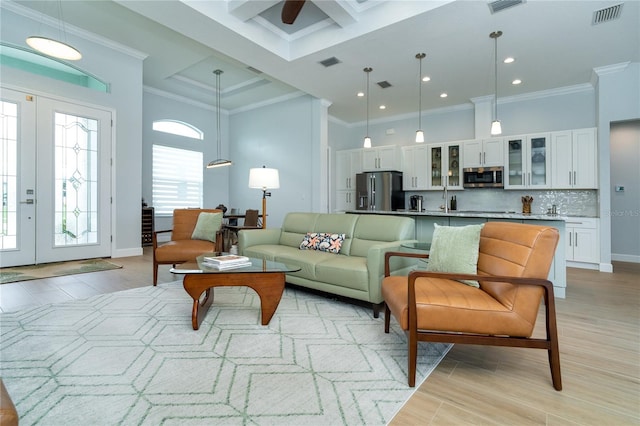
[{"x1": 281, "y1": 0, "x2": 306, "y2": 24}]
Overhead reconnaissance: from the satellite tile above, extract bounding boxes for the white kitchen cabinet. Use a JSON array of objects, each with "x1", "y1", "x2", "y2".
[
  {"x1": 335, "y1": 190, "x2": 356, "y2": 211},
  {"x1": 428, "y1": 142, "x2": 463, "y2": 190},
  {"x1": 551, "y1": 128, "x2": 598, "y2": 189},
  {"x1": 362, "y1": 145, "x2": 401, "y2": 171},
  {"x1": 402, "y1": 145, "x2": 429, "y2": 190},
  {"x1": 504, "y1": 133, "x2": 551, "y2": 189},
  {"x1": 335, "y1": 149, "x2": 361, "y2": 190},
  {"x1": 565, "y1": 217, "x2": 599, "y2": 266},
  {"x1": 462, "y1": 138, "x2": 504, "y2": 168}
]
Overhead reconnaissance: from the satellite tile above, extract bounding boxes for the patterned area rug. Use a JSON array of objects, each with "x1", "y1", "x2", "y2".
[
  {"x1": 0, "y1": 282, "x2": 451, "y2": 425},
  {"x1": 0, "y1": 259, "x2": 122, "y2": 284}
]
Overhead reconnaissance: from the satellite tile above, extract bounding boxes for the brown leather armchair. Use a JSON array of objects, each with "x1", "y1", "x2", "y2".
[
  {"x1": 152, "y1": 209, "x2": 223, "y2": 285},
  {"x1": 0, "y1": 379, "x2": 18, "y2": 426},
  {"x1": 382, "y1": 222, "x2": 562, "y2": 390}
]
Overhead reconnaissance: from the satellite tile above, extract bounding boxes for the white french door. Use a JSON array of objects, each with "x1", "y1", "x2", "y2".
[{"x1": 1, "y1": 88, "x2": 112, "y2": 267}]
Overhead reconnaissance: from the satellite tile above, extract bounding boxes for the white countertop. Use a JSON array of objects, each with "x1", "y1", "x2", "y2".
[{"x1": 346, "y1": 209, "x2": 568, "y2": 221}]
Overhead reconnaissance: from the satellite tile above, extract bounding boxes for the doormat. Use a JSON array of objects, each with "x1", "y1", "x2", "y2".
[{"x1": 0, "y1": 259, "x2": 122, "y2": 284}]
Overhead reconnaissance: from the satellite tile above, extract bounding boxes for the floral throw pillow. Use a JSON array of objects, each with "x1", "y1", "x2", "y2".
[
  {"x1": 299, "y1": 233, "x2": 321, "y2": 250},
  {"x1": 317, "y1": 233, "x2": 345, "y2": 254}
]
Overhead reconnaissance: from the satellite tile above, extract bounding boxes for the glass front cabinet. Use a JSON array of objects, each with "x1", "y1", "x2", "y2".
[
  {"x1": 505, "y1": 133, "x2": 551, "y2": 189},
  {"x1": 428, "y1": 142, "x2": 463, "y2": 190}
]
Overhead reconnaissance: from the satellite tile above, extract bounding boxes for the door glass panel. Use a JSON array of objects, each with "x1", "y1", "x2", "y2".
[
  {"x1": 530, "y1": 137, "x2": 547, "y2": 186},
  {"x1": 54, "y1": 112, "x2": 99, "y2": 246},
  {"x1": 0, "y1": 100, "x2": 18, "y2": 249},
  {"x1": 431, "y1": 146, "x2": 442, "y2": 187},
  {"x1": 507, "y1": 138, "x2": 524, "y2": 186}
]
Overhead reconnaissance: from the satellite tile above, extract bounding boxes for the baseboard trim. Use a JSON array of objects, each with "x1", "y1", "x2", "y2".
[
  {"x1": 599, "y1": 263, "x2": 614, "y2": 273},
  {"x1": 611, "y1": 254, "x2": 640, "y2": 263},
  {"x1": 113, "y1": 247, "x2": 143, "y2": 258}
]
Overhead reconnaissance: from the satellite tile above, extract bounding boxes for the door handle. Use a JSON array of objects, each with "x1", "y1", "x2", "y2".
[{"x1": 20, "y1": 199, "x2": 34, "y2": 204}]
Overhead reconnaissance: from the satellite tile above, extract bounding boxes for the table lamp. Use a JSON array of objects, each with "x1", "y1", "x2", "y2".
[{"x1": 248, "y1": 166, "x2": 279, "y2": 228}]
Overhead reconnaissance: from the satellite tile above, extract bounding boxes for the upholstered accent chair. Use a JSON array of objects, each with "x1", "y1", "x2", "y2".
[
  {"x1": 382, "y1": 221, "x2": 562, "y2": 390},
  {"x1": 152, "y1": 209, "x2": 223, "y2": 285}
]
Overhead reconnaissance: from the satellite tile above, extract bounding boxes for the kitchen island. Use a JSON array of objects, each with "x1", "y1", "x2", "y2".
[{"x1": 346, "y1": 209, "x2": 567, "y2": 298}]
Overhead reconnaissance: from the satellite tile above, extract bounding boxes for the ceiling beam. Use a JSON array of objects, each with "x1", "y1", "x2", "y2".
[
  {"x1": 228, "y1": 0, "x2": 281, "y2": 22},
  {"x1": 311, "y1": 0, "x2": 357, "y2": 27}
]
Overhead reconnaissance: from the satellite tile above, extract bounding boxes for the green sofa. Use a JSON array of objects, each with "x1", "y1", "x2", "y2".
[{"x1": 238, "y1": 212, "x2": 416, "y2": 316}]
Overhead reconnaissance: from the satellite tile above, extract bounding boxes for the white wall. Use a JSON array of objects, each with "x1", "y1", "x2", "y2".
[
  {"x1": 1, "y1": 7, "x2": 144, "y2": 258},
  {"x1": 228, "y1": 95, "x2": 318, "y2": 228},
  {"x1": 610, "y1": 120, "x2": 640, "y2": 262}
]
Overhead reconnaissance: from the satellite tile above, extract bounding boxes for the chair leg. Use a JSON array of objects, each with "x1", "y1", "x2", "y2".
[
  {"x1": 153, "y1": 262, "x2": 158, "y2": 286},
  {"x1": 384, "y1": 304, "x2": 391, "y2": 333},
  {"x1": 408, "y1": 330, "x2": 417, "y2": 387},
  {"x1": 548, "y1": 335, "x2": 562, "y2": 390}
]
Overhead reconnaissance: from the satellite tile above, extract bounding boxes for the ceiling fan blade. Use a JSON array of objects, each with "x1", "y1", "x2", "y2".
[{"x1": 281, "y1": 0, "x2": 306, "y2": 25}]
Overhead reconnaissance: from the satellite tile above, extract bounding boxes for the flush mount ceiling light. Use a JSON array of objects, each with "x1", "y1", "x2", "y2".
[
  {"x1": 415, "y1": 52, "x2": 426, "y2": 143},
  {"x1": 207, "y1": 69, "x2": 232, "y2": 168},
  {"x1": 490, "y1": 30, "x2": 503, "y2": 136},
  {"x1": 26, "y1": 1, "x2": 81, "y2": 60},
  {"x1": 363, "y1": 67, "x2": 373, "y2": 148}
]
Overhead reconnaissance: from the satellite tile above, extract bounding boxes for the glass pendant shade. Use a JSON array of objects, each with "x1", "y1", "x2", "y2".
[
  {"x1": 491, "y1": 120, "x2": 502, "y2": 135},
  {"x1": 26, "y1": 36, "x2": 81, "y2": 61},
  {"x1": 415, "y1": 130, "x2": 424, "y2": 143},
  {"x1": 415, "y1": 53, "x2": 426, "y2": 143},
  {"x1": 363, "y1": 136, "x2": 372, "y2": 148}
]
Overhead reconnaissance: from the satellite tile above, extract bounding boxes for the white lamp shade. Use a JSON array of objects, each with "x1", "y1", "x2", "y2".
[
  {"x1": 363, "y1": 136, "x2": 372, "y2": 148},
  {"x1": 415, "y1": 130, "x2": 425, "y2": 143},
  {"x1": 490, "y1": 120, "x2": 502, "y2": 136},
  {"x1": 248, "y1": 167, "x2": 280, "y2": 190}
]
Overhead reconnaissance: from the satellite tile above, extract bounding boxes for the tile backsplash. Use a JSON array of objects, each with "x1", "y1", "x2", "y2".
[{"x1": 411, "y1": 189, "x2": 598, "y2": 217}]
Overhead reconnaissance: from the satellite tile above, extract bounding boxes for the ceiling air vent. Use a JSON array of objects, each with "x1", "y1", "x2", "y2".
[
  {"x1": 488, "y1": 0, "x2": 525, "y2": 14},
  {"x1": 592, "y1": 3, "x2": 623, "y2": 25},
  {"x1": 319, "y1": 57, "x2": 341, "y2": 67},
  {"x1": 377, "y1": 81, "x2": 392, "y2": 89},
  {"x1": 247, "y1": 66, "x2": 263, "y2": 74}
]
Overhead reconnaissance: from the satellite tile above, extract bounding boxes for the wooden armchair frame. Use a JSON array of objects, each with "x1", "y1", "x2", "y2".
[{"x1": 383, "y1": 250, "x2": 562, "y2": 391}]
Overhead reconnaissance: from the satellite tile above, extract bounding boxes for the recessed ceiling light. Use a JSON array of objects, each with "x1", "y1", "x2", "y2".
[
  {"x1": 379, "y1": 105, "x2": 386, "y2": 110},
  {"x1": 440, "y1": 93, "x2": 448, "y2": 98},
  {"x1": 357, "y1": 92, "x2": 364, "y2": 97},
  {"x1": 504, "y1": 57, "x2": 515, "y2": 64},
  {"x1": 422, "y1": 76, "x2": 431, "y2": 82},
  {"x1": 512, "y1": 79, "x2": 522, "y2": 85}
]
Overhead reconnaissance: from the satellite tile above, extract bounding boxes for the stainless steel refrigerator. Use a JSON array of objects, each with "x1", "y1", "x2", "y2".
[{"x1": 355, "y1": 171, "x2": 404, "y2": 211}]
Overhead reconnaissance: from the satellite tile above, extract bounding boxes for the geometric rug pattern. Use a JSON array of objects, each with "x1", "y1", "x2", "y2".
[{"x1": 0, "y1": 282, "x2": 450, "y2": 425}]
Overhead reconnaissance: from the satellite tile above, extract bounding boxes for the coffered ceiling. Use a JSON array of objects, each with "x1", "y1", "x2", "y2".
[{"x1": 8, "y1": 0, "x2": 640, "y2": 124}]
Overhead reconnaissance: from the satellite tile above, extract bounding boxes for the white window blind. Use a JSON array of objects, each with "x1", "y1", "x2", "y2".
[{"x1": 152, "y1": 145, "x2": 203, "y2": 215}]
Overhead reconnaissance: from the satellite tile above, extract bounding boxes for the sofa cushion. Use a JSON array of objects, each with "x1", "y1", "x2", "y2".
[
  {"x1": 426, "y1": 223, "x2": 484, "y2": 287},
  {"x1": 350, "y1": 215, "x2": 414, "y2": 257},
  {"x1": 279, "y1": 213, "x2": 320, "y2": 248},
  {"x1": 299, "y1": 233, "x2": 321, "y2": 250},
  {"x1": 315, "y1": 255, "x2": 368, "y2": 291},
  {"x1": 313, "y1": 214, "x2": 358, "y2": 255},
  {"x1": 275, "y1": 247, "x2": 337, "y2": 281}
]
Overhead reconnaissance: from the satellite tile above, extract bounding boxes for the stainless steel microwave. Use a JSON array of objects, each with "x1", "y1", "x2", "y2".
[{"x1": 463, "y1": 167, "x2": 504, "y2": 188}]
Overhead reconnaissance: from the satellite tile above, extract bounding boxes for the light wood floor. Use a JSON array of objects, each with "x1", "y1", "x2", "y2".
[{"x1": 1, "y1": 251, "x2": 638, "y2": 425}]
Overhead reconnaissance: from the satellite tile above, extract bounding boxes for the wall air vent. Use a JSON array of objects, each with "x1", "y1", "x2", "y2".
[
  {"x1": 488, "y1": 0, "x2": 525, "y2": 14},
  {"x1": 319, "y1": 57, "x2": 341, "y2": 67},
  {"x1": 377, "y1": 80, "x2": 392, "y2": 89},
  {"x1": 592, "y1": 3, "x2": 623, "y2": 25},
  {"x1": 247, "y1": 66, "x2": 263, "y2": 74}
]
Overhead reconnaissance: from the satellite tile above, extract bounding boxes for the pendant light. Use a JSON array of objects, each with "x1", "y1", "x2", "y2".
[
  {"x1": 207, "y1": 69, "x2": 232, "y2": 168},
  {"x1": 363, "y1": 67, "x2": 372, "y2": 148},
  {"x1": 26, "y1": 0, "x2": 81, "y2": 60},
  {"x1": 490, "y1": 30, "x2": 503, "y2": 136},
  {"x1": 415, "y1": 53, "x2": 426, "y2": 143}
]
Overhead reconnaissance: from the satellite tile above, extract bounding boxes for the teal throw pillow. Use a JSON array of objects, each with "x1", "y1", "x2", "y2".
[
  {"x1": 426, "y1": 223, "x2": 484, "y2": 287},
  {"x1": 191, "y1": 212, "x2": 223, "y2": 242}
]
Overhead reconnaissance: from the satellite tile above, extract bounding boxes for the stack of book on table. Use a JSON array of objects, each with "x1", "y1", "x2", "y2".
[{"x1": 203, "y1": 254, "x2": 252, "y2": 270}]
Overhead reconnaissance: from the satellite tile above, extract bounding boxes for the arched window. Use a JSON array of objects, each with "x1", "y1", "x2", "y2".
[{"x1": 152, "y1": 119, "x2": 203, "y2": 140}]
